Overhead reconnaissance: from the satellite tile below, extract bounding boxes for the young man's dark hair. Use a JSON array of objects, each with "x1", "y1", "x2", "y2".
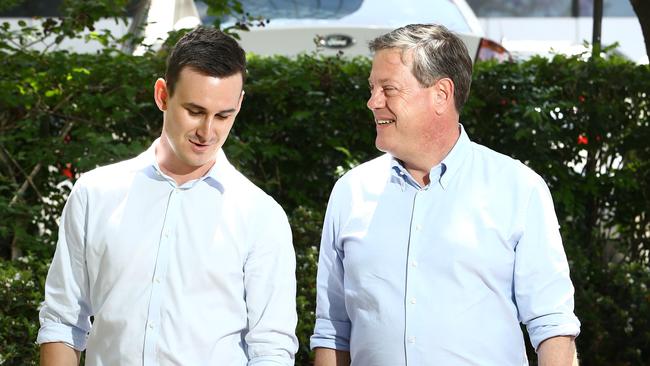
[{"x1": 165, "y1": 26, "x2": 247, "y2": 96}]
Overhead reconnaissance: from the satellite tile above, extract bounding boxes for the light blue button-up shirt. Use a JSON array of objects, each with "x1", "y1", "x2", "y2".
[
  {"x1": 311, "y1": 125, "x2": 580, "y2": 365},
  {"x1": 38, "y1": 141, "x2": 298, "y2": 365}
]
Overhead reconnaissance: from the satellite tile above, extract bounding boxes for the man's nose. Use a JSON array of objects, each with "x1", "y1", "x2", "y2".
[
  {"x1": 367, "y1": 89, "x2": 385, "y2": 110},
  {"x1": 195, "y1": 117, "x2": 214, "y2": 141}
]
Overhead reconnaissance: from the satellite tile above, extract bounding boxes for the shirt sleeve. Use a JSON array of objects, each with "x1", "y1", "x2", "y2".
[
  {"x1": 514, "y1": 175, "x2": 581, "y2": 350},
  {"x1": 37, "y1": 181, "x2": 92, "y2": 350},
  {"x1": 244, "y1": 200, "x2": 298, "y2": 366},
  {"x1": 310, "y1": 182, "x2": 352, "y2": 351}
]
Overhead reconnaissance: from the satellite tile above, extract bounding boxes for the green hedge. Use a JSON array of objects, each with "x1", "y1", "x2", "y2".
[{"x1": 1, "y1": 47, "x2": 648, "y2": 365}]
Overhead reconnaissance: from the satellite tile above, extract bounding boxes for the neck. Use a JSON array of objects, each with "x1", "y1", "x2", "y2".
[
  {"x1": 155, "y1": 138, "x2": 215, "y2": 186},
  {"x1": 403, "y1": 121, "x2": 460, "y2": 187}
]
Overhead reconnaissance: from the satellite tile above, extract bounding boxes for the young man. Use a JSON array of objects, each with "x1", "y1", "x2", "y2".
[
  {"x1": 38, "y1": 27, "x2": 298, "y2": 365},
  {"x1": 311, "y1": 24, "x2": 580, "y2": 365}
]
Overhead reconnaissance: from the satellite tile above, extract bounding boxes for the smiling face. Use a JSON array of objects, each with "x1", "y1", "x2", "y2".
[
  {"x1": 154, "y1": 67, "x2": 244, "y2": 183},
  {"x1": 367, "y1": 48, "x2": 439, "y2": 164}
]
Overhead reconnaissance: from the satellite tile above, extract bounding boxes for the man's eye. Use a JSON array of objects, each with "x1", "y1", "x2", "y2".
[
  {"x1": 383, "y1": 86, "x2": 398, "y2": 95},
  {"x1": 188, "y1": 110, "x2": 202, "y2": 116}
]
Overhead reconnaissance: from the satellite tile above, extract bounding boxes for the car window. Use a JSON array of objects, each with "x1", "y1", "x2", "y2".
[
  {"x1": 201, "y1": 0, "x2": 474, "y2": 34},
  {"x1": 230, "y1": 0, "x2": 363, "y2": 19}
]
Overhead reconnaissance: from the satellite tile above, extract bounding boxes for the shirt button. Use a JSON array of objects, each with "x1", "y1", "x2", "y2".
[
  {"x1": 148, "y1": 323, "x2": 155, "y2": 329},
  {"x1": 411, "y1": 260, "x2": 418, "y2": 267},
  {"x1": 164, "y1": 231, "x2": 169, "y2": 238},
  {"x1": 415, "y1": 224, "x2": 421, "y2": 231},
  {"x1": 410, "y1": 298, "x2": 417, "y2": 304},
  {"x1": 154, "y1": 277, "x2": 161, "y2": 284},
  {"x1": 408, "y1": 336, "x2": 416, "y2": 343}
]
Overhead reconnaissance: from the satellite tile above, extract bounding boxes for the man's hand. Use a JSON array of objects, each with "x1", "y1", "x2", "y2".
[
  {"x1": 314, "y1": 347, "x2": 351, "y2": 366},
  {"x1": 538, "y1": 336, "x2": 578, "y2": 366},
  {"x1": 40, "y1": 342, "x2": 80, "y2": 366}
]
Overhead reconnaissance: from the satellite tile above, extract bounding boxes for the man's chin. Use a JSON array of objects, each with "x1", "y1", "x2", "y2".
[{"x1": 375, "y1": 139, "x2": 391, "y2": 154}]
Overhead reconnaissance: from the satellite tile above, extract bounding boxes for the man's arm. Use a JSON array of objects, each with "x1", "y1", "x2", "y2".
[
  {"x1": 310, "y1": 181, "x2": 352, "y2": 359},
  {"x1": 537, "y1": 336, "x2": 578, "y2": 366},
  {"x1": 314, "y1": 348, "x2": 350, "y2": 366},
  {"x1": 243, "y1": 201, "x2": 298, "y2": 364},
  {"x1": 40, "y1": 342, "x2": 80, "y2": 366},
  {"x1": 37, "y1": 182, "x2": 92, "y2": 352},
  {"x1": 514, "y1": 177, "x2": 581, "y2": 351}
]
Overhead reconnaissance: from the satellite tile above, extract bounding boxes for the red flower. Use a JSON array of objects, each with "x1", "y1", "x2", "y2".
[
  {"x1": 578, "y1": 95, "x2": 586, "y2": 103},
  {"x1": 61, "y1": 163, "x2": 74, "y2": 179},
  {"x1": 577, "y1": 134, "x2": 589, "y2": 145}
]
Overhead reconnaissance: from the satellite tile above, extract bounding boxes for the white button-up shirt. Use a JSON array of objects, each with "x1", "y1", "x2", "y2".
[
  {"x1": 38, "y1": 142, "x2": 298, "y2": 365},
  {"x1": 311, "y1": 125, "x2": 580, "y2": 365}
]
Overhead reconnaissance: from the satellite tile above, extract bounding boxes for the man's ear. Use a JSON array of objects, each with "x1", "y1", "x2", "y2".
[
  {"x1": 433, "y1": 78, "x2": 454, "y2": 115},
  {"x1": 154, "y1": 78, "x2": 168, "y2": 111}
]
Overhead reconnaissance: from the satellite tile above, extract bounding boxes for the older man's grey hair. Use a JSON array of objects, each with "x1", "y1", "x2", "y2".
[{"x1": 369, "y1": 24, "x2": 473, "y2": 112}]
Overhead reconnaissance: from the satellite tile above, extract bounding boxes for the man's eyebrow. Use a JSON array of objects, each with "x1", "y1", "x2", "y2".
[
  {"x1": 182, "y1": 102, "x2": 236, "y2": 114},
  {"x1": 216, "y1": 108, "x2": 237, "y2": 115},
  {"x1": 368, "y1": 78, "x2": 396, "y2": 84},
  {"x1": 182, "y1": 102, "x2": 205, "y2": 111}
]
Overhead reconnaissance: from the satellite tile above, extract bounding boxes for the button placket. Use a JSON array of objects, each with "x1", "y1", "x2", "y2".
[
  {"x1": 142, "y1": 187, "x2": 182, "y2": 365},
  {"x1": 405, "y1": 189, "x2": 423, "y2": 361}
]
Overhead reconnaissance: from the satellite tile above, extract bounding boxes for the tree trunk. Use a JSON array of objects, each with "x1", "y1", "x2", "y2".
[{"x1": 630, "y1": 0, "x2": 650, "y2": 61}]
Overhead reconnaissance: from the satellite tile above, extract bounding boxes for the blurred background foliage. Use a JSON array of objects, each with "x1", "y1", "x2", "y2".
[{"x1": 0, "y1": 1, "x2": 649, "y2": 365}]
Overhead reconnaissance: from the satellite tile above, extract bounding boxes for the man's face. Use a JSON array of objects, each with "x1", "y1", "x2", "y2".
[
  {"x1": 367, "y1": 49, "x2": 437, "y2": 163},
  {"x1": 155, "y1": 67, "x2": 243, "y2": 176}
]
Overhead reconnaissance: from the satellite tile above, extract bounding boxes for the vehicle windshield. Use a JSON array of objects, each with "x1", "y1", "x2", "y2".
[
  {"x1": 236, "y1": 0, "x2": 364, "y2": 19},
  {"x1": 199, "y1": 0, "x2": 474, "y2": 34}
]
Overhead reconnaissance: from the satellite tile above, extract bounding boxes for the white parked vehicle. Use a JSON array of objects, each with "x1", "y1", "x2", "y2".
[
  {"x1": 0, "y1": 0, "x2": 510, "y2": 62},
  {"x1": 197, "y1": 0, "x2": 510, "y2": 62}
]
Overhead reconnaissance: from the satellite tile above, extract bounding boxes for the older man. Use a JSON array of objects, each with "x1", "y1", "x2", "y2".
[{"x1": 311, "y1": 24, "x2": 580, "y2": 366}]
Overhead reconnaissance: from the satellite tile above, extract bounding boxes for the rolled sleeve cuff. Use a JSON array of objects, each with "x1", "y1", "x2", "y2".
[
  {"x1": 527, "y1": 313, "x2": 581, "y2": 350},
  {"x1": 310, "y1": 318, "x2": 351, "y2": 351},
  {"x1": 37, "y1": 322, "x2": 88, "y2": 351},
  {"x1": 247, "y1": 355, "x2": 294, "y2": 366}
]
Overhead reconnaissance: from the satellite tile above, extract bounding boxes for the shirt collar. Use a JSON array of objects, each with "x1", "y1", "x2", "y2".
[
  {"x1": 138, "y1": 139, "x2": 231, "y2": 192},
  {"x1": 389, "y1": 123, "x2": 471, "y2": 190}
]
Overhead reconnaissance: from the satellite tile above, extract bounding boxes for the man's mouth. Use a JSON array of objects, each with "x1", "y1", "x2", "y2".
[
  {"x1": 189, "y1": 140, "x2": 211, "y2": 149},
  {"x1": 375, "y1": 119, "x2": 395, "y2": 125}
]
